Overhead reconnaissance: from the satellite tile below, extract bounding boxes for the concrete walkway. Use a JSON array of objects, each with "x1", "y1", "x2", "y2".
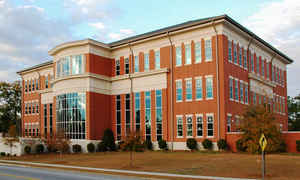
[{"x1": 0, "y1": 160, "x2": 257, "y2": 180}]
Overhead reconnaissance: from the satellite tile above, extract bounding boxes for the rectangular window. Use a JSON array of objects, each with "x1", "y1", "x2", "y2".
[
  {"x1": 57, "y1": 61, "x2": 61, "y2": 78},
  {"x1": 156, "y1": 90, "x2": 162, "y2": 141},
  {"x1": 176, "y1": 46, "x2": 182, "y2": 66},
  {"x1": 45, "y1": 77, "x2": 48, "y2": 89},
  {"x1": 244, "y1": 49, "x2": 247, "y2": 69},
  {"x1": 256, "y1": 56, "x2": 260, "y2": 75},
  {"x1": 245, "y1": 84, "x2": 249, "y2": 104},
  {"x1": 186, "y1": 115, "x2": 193, "y2": 137},
  {"x1": 253, "y1": 92, "x2": 257, "y2": 105},
  {"x1": 36, "y1": 103, "x2": 39, "y2": 113},
  {"x1": 49, "y1": 103, "x2": 53, "y2": 136},
  {"x1": 251, "y1": 53, "x2": 254, "y2": 72},
  {"x1": 228, "y1": 40, "x2": 232, "y2": 62},
  {"x1": 272, "y1": 65, "x2": 275, "y2": 82},
  {"x1": 207, "y1": 114, "x2": 214, "y2": 137},
  {"x1": 196, "y1": 114, "x2": 203, "y2": 137},
  {"x1": 134, "y1": 55, "x2": 139, "y2": 72},
  {"x1": 125, "y1": 58, "x2": 129, "y2": 74},
  {"x1": 155, "y1": 51, "x2": 160, "y2": 69},
  {"x1": 176, "y1": 80, "x2": 182, "y2": 102},
  {"x1": 185, "y1": 79, "x2": 192, "y2": 101},
  {"x1": 235, "y1": 79, "x2": 239, "y2": 101},
  {"x1": 25, "y1": 81, "x2": 27, "y2": 93},
  {"x1": 229, "y1": 77, "x2": 233, "y2": 100},
  {"x1": 116, "y1": 95, "x2": 121, "y2": 140},
  {"x1": 29, "y1": 103, "x2": 31, "y2": 114},
  {"x1": 206, "y1": 76, "x2": 213, "y2": 99},
  {"x1": 145, "y1": 91, "x2": 151, "y2": 141},
  {"x1": 135, "y1": 93, "x2": 141, "y2": 131},
  {"x1": 125, "y1": 94, "x2": 130, "y2": 134},
  {"x1": 25, "y1": 103, "x2": 28, "y2": 114},
  {"x1": 205, "y1": 39, "x2": 212, "y2": 61},
  {"x1": 28, "y1": 80, "x2": 31, "y2": 92},
  {"x1": 240, "y1": 82, "x2": 244, "y2": 103},
  {"x1": 36, "y1": 79, "x2": 39, "y2": 90},
  {"x1": 32, "y1": 79, "x2": 35, "y2": 91},
  {"x1": 266, "y1": 62, "x2": 269, "y2": 79},
  {"x1": 262, "y1": 60, "x2": 265, "y2": 77},
  {"x1": 144, "y1": 53, "x2": 149, "y2": 71},
  {"x1": 195, "y1": 77, "x2": 203, "y2": 100},
  {"x1": 32, "y1": 102, "x2": 35, "y2": 113},
  {"x1": 258, "y1": 94, "x2": 261, "y2": 104},
  {"x1": 72, "y1": 55, "x2": 83, "y2": 75},
  {"x1": 195, "y1": 42, "x2": 201, "y2": 63},
  {"x1": 233, "y1": 44, "x2": 237, "y2": 64},
  {"x1": 185, "y1": 44, "x2": 191, "y2": 65},
  {"x1": 62, "y1": 57, "x2": 70, "y2": 76},
  {"x1": 176, "y1": 116, "x2": 183, "y2": 137},
  {"x1": 227, "y1": 115, "x2": 231, "y2": 132},
  {"x1": 239, "y1": 47, "x2": 242, "y2": 66},
  {"x1": 44, "y1": 104, "x2": 47, "y2": 138},
  {"x1": 115, "y1": 59, "x2": 120, "y2": 75}
]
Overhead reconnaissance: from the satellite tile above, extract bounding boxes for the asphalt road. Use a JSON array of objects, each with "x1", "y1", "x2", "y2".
[{"x1": 0, "y1": 163, "x2": 144, "y2": 180}]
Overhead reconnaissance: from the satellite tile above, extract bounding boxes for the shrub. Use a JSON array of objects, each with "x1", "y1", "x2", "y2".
[
  {"x1": 202, "y1": 139, "x2": 213, "y2": 150},
  {"x1": 116, "y1": 141, "x2": 124, "y2": 150},
  {"x1": 120, "y1": 132, "x2": 144, "y2": 152},
  {"x1": 296, "y1": 140, "x2": 300, "y2": 152},
  {"x1": 278, "y1": 140, "x2": 287, "y2": 153},
  {"x1": 102, "y1": 129, "x2": 116, "y2": 151},
  {"x1": 72, "y1": 144, "x2": 82, "y2": 153},
  {"x1": 143, "y1": 139, "x2": 153, "y2": 150},
  {"x1": 35, "y1": 144, "x2": 44, "y2": 154},
  {"x1": 217, "y1": 139, "x2": 228, "y2": 150},
  {"x1": 186, "y1": 138, "x2": 198, "y2": 150},
  {"x1": 158, "y1": 139, "x2": 168, "y2": 150},
  {"x1": 87, "y1": 143, "x2": 95, "y2": 153},
  {"x1": 236, "y1": 139, "x2": 247, "y2": 152},
  {"x1": 97, "y1": 142, "x2": 107, "y2": 152},
  {"x1": 24, "y1": 146, "x2": 31, "y2": 154},
  {"x1": 0, "y1": 152, "x2": 6, "y2": 156}
]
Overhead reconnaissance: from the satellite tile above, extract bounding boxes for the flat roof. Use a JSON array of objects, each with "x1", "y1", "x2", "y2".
[{"x1": 17, "y1": 60, "x2": 53, "y2": 74}]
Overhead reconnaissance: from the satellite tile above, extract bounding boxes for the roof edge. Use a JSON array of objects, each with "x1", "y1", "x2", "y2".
[{"x1": 17, "y1": 60, "x2": 53, "y2": 75}]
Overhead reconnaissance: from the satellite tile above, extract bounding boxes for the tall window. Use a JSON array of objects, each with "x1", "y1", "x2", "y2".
[
  {"x1": 32, "y1": 102, "x2": 35, "y2": 113},
  {"x1": 253, "y1": 92, "x2": 257, "y2": 104},
  {"x1": 25, "y1": 103, "x2": 28, "y2": 114},
  {"x1": 25, "y1": 81, "x2": 27, "y2": 93},
  {"x1": 32, "y1": 79, "x2": 35, "y2": 91},
  {"x1": 176, "y1": 46, "x2": 182, "y2": 66},
  {"x1": 135, "y1": 93, "x2": 141, "y2": 131},
  {"x1": 134, "y1": 55, "x2": 139, "y2": 72},
  {"x1": 155, "y1": 51, "x2": 160, "y2": 69},
  {"x1": 245, "y1": 84, "x2": 249, "y2": 104},
  {"x1": 29, "y1": 103, "x2": 31, "y2": 114},
  {"x1": 176, "y1": 116, "x2": 183, "y2": 137},
  {"x1": 145, "y1": 91, "x2": 151, "y2": 141},
  {"x1": 61, "y1": 56, "x2": 71, "y2": 76},
  {"x1": 196, "y1": 114, "x2": 203, "y2": 137},
  {"x1": 185, "y1": 44, "x2": 191, "y2": 65},
  {"x1": 262, "y1": 60, "x2": 265, "y2": 77},
  {"x1": 44, "y1": 104, "x2": 47, "y2": 137},
  {"x1": 115, "y1": 59, "x2": 120, "y2": 75},
  {"x1": 228, "y1": 40, "x2": 232, "y2": 62},
  {"x1": 207, "y1": 114, "x2": 214, "y2": 137},
  {"x1": 36, "y1": 79, "x2": 39, "y2": 90},
  {"x1": 56, "y1": 93, "x2": 86, "y2": 139},
  {"x1": 272, "y1": 65, "x2": 275, "y2": 82},
  {"x1": 156, "y1": 90, "x2": 162, "y2": 141},
  {"x1": 206, "y1": 76, "x2": 213, "y2": 99},
  {"x1": 235, "y1": 79, "x2": 239, "y2": 101},
  {"x1": 125, "y1": 94, "x2": 130, "y2": 133},
  {"x1": 28, "y1": 80, "x2": 31, "y2": 92},
  {"x1": 256, "y1": 56, "x2": 260, "y2": 75},
  {"x1": 186, "y1": 115, "x2": 193, "y2": 137},
  {"x1": 45, "y1": 77, "x2": 48, "y2": 89},
  {"x1": 125, "y1": 58, "x2": 130, "y2": 74},
  {"x1": 57, "y1": 61, "x2": 61, "y2": 78},
  {"x1": 144, "y1": 53, "x2": 149, "y2": 71},
  {"x1": 195, "y1": 77, "x2": 203, "y2": 100},
  {"x1": 240, "y1": 82, "x2": 244, "y2": 103},
  {"x1": 72, "y1": 55, "x2": 83, "y2": 75},
  {"x1": 239, "y1": 47, "x2": 242, "y2": 66},
  {"x1": 116, "y1": 95, "x2": 121, "y2": 140},
  {"x1": 185, "y1": 79, "x2": 192, "y2": 101},
  {"x1": 195, "y1": 42, "x2": 201, "y2": 63},
  {"x1": 229, "y1": 78, "x2": 233, "y2": 100},
  {"x1": 233, "y1": 44, "x2": 237, "y2": 64},
  {"x1": 36, "y1": 103, "x2": 39, "y2": 113},
  {"x1": 251, "y1": 53, "x2": 254, "y2": 72},
  {"x1": 49, "y1": 103, "x2": 53, "y2": 136},
  {"x1": 205, "y1": 39, "x2": 212, "y2": 61},
  {"x1": 227, "y1": 115, "x2": 231, "y2": 132},
  {"x1": 176, "y1": 80, "x2": 182, "y2": 101},
  {"x1": 243, "y1": 49, "x2": 247, "y2": 69}
]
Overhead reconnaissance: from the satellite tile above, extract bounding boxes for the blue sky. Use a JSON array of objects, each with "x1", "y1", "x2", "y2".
[{"x1": 1, "y1": 0, "x2": 299, "y2": 96}]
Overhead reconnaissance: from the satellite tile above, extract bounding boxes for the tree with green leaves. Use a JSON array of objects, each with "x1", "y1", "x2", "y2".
[
  {"x1": 288, "y1": 95, "x2": 300, "y2": 131},
  {"x1": 0, "y1": 81, "x2": 21, "y2": 135},
  {"x1": 4, "y1": 125, "x2": 19, "y2": 157}
]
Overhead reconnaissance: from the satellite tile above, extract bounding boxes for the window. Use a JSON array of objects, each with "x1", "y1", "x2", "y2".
[
  {"x1": 185, "y1": 44, "x2": 191, "y2": 65},
  {"x1": 240, "y1": 82, "x2": 244, "y2": 103},
  {"x1": 176, "y1": 80, "x2": 182, "y2": 102},
  {"x1": 57, "y1": 61, "x2": 61, "y2": 78},
  {"x1": 283, "y1": 97, "x2": 285, "y2": 114},
  {"x1": 205, "y1": 39, "x2": 212, "y2": 61},
  {"x1": 72, "y1": 55, "x2": 83, "y2": 75},
  {"x1": 227, "y1": 115, "x2": 231, "y2": 132},
  {"x1": 186, "y1": 115, "x2": 193, "y2": 137},
  {"x1": 245, "y1": 84, "x2": 248, "y2": 104},
  {"x1": 49, "y1": 103, "x2": 53, "y2": 136},
  {"x1": 156, "y1": 90, "x2": 162, "y2": 141},
  {"x1": 256, "y1": 56, "x2": 260, "y2": 75},
  {"x1": 206, "y1": 76, "x2": 213, "y2": 99},
  {"x1": 134, "y1": 55, "x2": 139, "y2": 72},
  {"x1": 155, "y1": 51, "x2": 160, "y2": 69},
  {"x1": 243, "y1": 49, "x2": 247, "y2": 69},
  {"x1": 135, "y1": 93, "x2": 141, "y2": 131},
  {"x1": 195, "y1": 77, "x2": 203, "y2": 100},
  {"x1": 116, "y1": 95, "x2": 121, "y2": 140},
  {"x1": 235, "y1": 79, "x2": 239, "y2": 101},
  {"x1": 258, "y1": 94, "x2": 261, "y2": 104},
  {"x1": 25, "y1": 103, "x2": 28, "y2": 114},
  {"x1": 145, "y1": 91, "x2": 151, "y2": 141},
  {"x1": 251, "y1": 53, "x2": 254, "y2": 72},
  {"x1": 56, "y1": 93, "x2": 86, "y2": 139},
  {"x1": 115, "y1": 59, "x2": 120, "y2": 75},
  {"x1": 45, "y1": 77, "x2": 48, "y2": 89},
  {"x1": 196, "y1": 114, "x2": 203, "y2": 137},
  {"x1": 125, "y1": 94, "x2": 130, "y2": 134},
  {"x1": 36, "y1": 103, "x2": 39, "y2": 113},
  {"x1": 44, "y1": 104, "x2": 47, "y2": 137},
  {"x1": 36, "y1": 79, "x2": 39, "y2": 90},
  {"x1": 61, "y1": 56, "x2": 71, "y2": 76},
  {"x1": 262, "y1": 60, "x2": 265, "y2": 77},
  {"x1": 272, "y1": 65, "x2": 275, "y2": 82},
  {"x1": 185, "y1": 79, "x2": 192, "y2": 101},
  {"x1": 25, "y1": 81, "x2": 27, "y2": 93},
  {"x1": 176, "y1": 116, "x2": 183, "y2": 137},
  {"x1": 32, "y1": 102, "x2": 35, "y2": 113},
  {"x1": 233, "y1": 44, "x2": 237, "y2": 64},
  {"x1": 253, "y1": 92, "x2": 257, "y2": 105},
  {"x1": 144, "y1": 53, "x2": 149, "y2": 71},
  {"x1": 32, "y1": 79, "x2": 35, "y2": 91},
  {"x1": 239, "y1": 47, "x2": 242, "y2": 66},
  {"x1": 207, "y1": 114, "x2": 214, "y2": 137},
  {"x1": 229, "y1": 77, "x2": 233, "y2": 100},
  {"x1": 195, "y1": 42, "x2": 201, "y2": 63},
  {"x1": 28, "y1": 80, "x2": 31, "y2": 92},
  {"x1": 176, "y1": 46, "x2": 182, "y2": 66},
  {"x1": 125, "y1": 58, "x2": 130, "y2": 74},
  {"x1": 266, "y1": 62, "x2": 269, "y2": 79},
  {"x1": 29, "y1": 103, "x2": 31, "y2": 114},
  {"x1": 228, "y1": 40, "x2": 232, "y2": 62}
]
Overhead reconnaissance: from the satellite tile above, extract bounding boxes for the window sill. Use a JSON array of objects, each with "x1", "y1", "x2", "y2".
[
  {"x1": 184, "y1": 63, "x2": 192, "y2": 66},
  {"x1": 195, "y1": 61, "x2": 202, "y2": 64},
  {"x1": 205, "y1": 59, "x2": 212, "y2": 62},
  {"x1": 186, "y1": 99, "x2": 192, "y2": 102},
  {"x1": 196, "y1": 136, "x2": 203, "y2": 138},
  {"x1": 207, "y1": 136, "x2": 214, "y2": 139},
  {"x1": 196, "y1": 98, "x2": 203, "y2": 101},
  {"x1": 177, "y1": 136, "x2": 183, "y2": 138},
  {"x1": 206, "y1": 97, "x2": 214, "y2": 100},
  {"x1": 175, "y1": 65, "x2": 182, "y2": 67},
  {"x1": 176, "y1": 100, "x2": 183, "y2": 103}
]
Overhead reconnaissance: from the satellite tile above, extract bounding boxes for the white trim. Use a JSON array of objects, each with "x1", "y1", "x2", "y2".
[{"x1": 206, "y1": 113, "x2": 214, "y2": 138}]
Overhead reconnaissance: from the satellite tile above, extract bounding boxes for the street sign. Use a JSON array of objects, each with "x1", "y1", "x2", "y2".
[{"x1": 259, "y1": 133, "x2": 267, "y2": 152}]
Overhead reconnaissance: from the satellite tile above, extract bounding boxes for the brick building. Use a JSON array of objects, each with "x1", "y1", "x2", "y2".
[{"x1": 17, "y1": 15, "x2": 297, "y2": 151}]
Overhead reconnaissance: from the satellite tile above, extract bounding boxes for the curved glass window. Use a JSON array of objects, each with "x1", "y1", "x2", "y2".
[
  {"x1": 56, "y1": 92, "x2": 86, "y2": 139},
  {"x1": 56, "y1": 55, "x2": 84, "y2": 78}
]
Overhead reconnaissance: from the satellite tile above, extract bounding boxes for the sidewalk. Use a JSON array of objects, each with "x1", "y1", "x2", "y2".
[{"x1": 0, "y1": 160, "x2": 257, "y2": 180}]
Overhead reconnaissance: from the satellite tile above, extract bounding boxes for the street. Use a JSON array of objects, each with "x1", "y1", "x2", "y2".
[{"x1": 0, "y1": 163, "x2": 144, "y2": 180}]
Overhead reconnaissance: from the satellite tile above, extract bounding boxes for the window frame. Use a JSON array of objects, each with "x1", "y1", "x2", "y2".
[
  {"x1": 206, "y1": 113, "x2": 214, "y2": 138},
  {"x1": 185, "y1": 78, "x2": 192, "y2": 101},
  {"x1": 205, "y1": 39, "x2": 212, "y2": 62},
  {"x1": 195, "y1": 76, "x2": 203, "y2": 101},
  {"x1": 196, "y1": 114, "x2": 203, "y2": 137},
  {"x1": 175, "y1": 79, "x2": 183, "y2": 102},
  {"x1": 205, "y1": 75, "x2": 213, "y2": 100},
  {"x1": 186, "y1": 114, "x2": 193, "y2": 137}
]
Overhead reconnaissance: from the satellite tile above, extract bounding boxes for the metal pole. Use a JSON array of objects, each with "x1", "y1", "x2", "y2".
[{"x1": 262, "y1": 151, "x2": 265, "y2": 180}]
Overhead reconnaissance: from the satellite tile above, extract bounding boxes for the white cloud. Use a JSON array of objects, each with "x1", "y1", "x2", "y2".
[
  {"x1": 88, "y1": 22, "x2": 105, "y2": 30},
  {"x1": 108, "y1": 29, "x2": 135, "y2": 41},
  {"x1": 120, "y1": 29, "x2": 135, "y2": 35},
  {"x1": 245, "y1": 0, "x2": 300, "y2": 96}
]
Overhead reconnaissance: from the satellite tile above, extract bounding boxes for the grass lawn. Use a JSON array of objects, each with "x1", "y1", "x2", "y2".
[{"x1": 1, "y1": 151, "x2": 300, "y2": 180}]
